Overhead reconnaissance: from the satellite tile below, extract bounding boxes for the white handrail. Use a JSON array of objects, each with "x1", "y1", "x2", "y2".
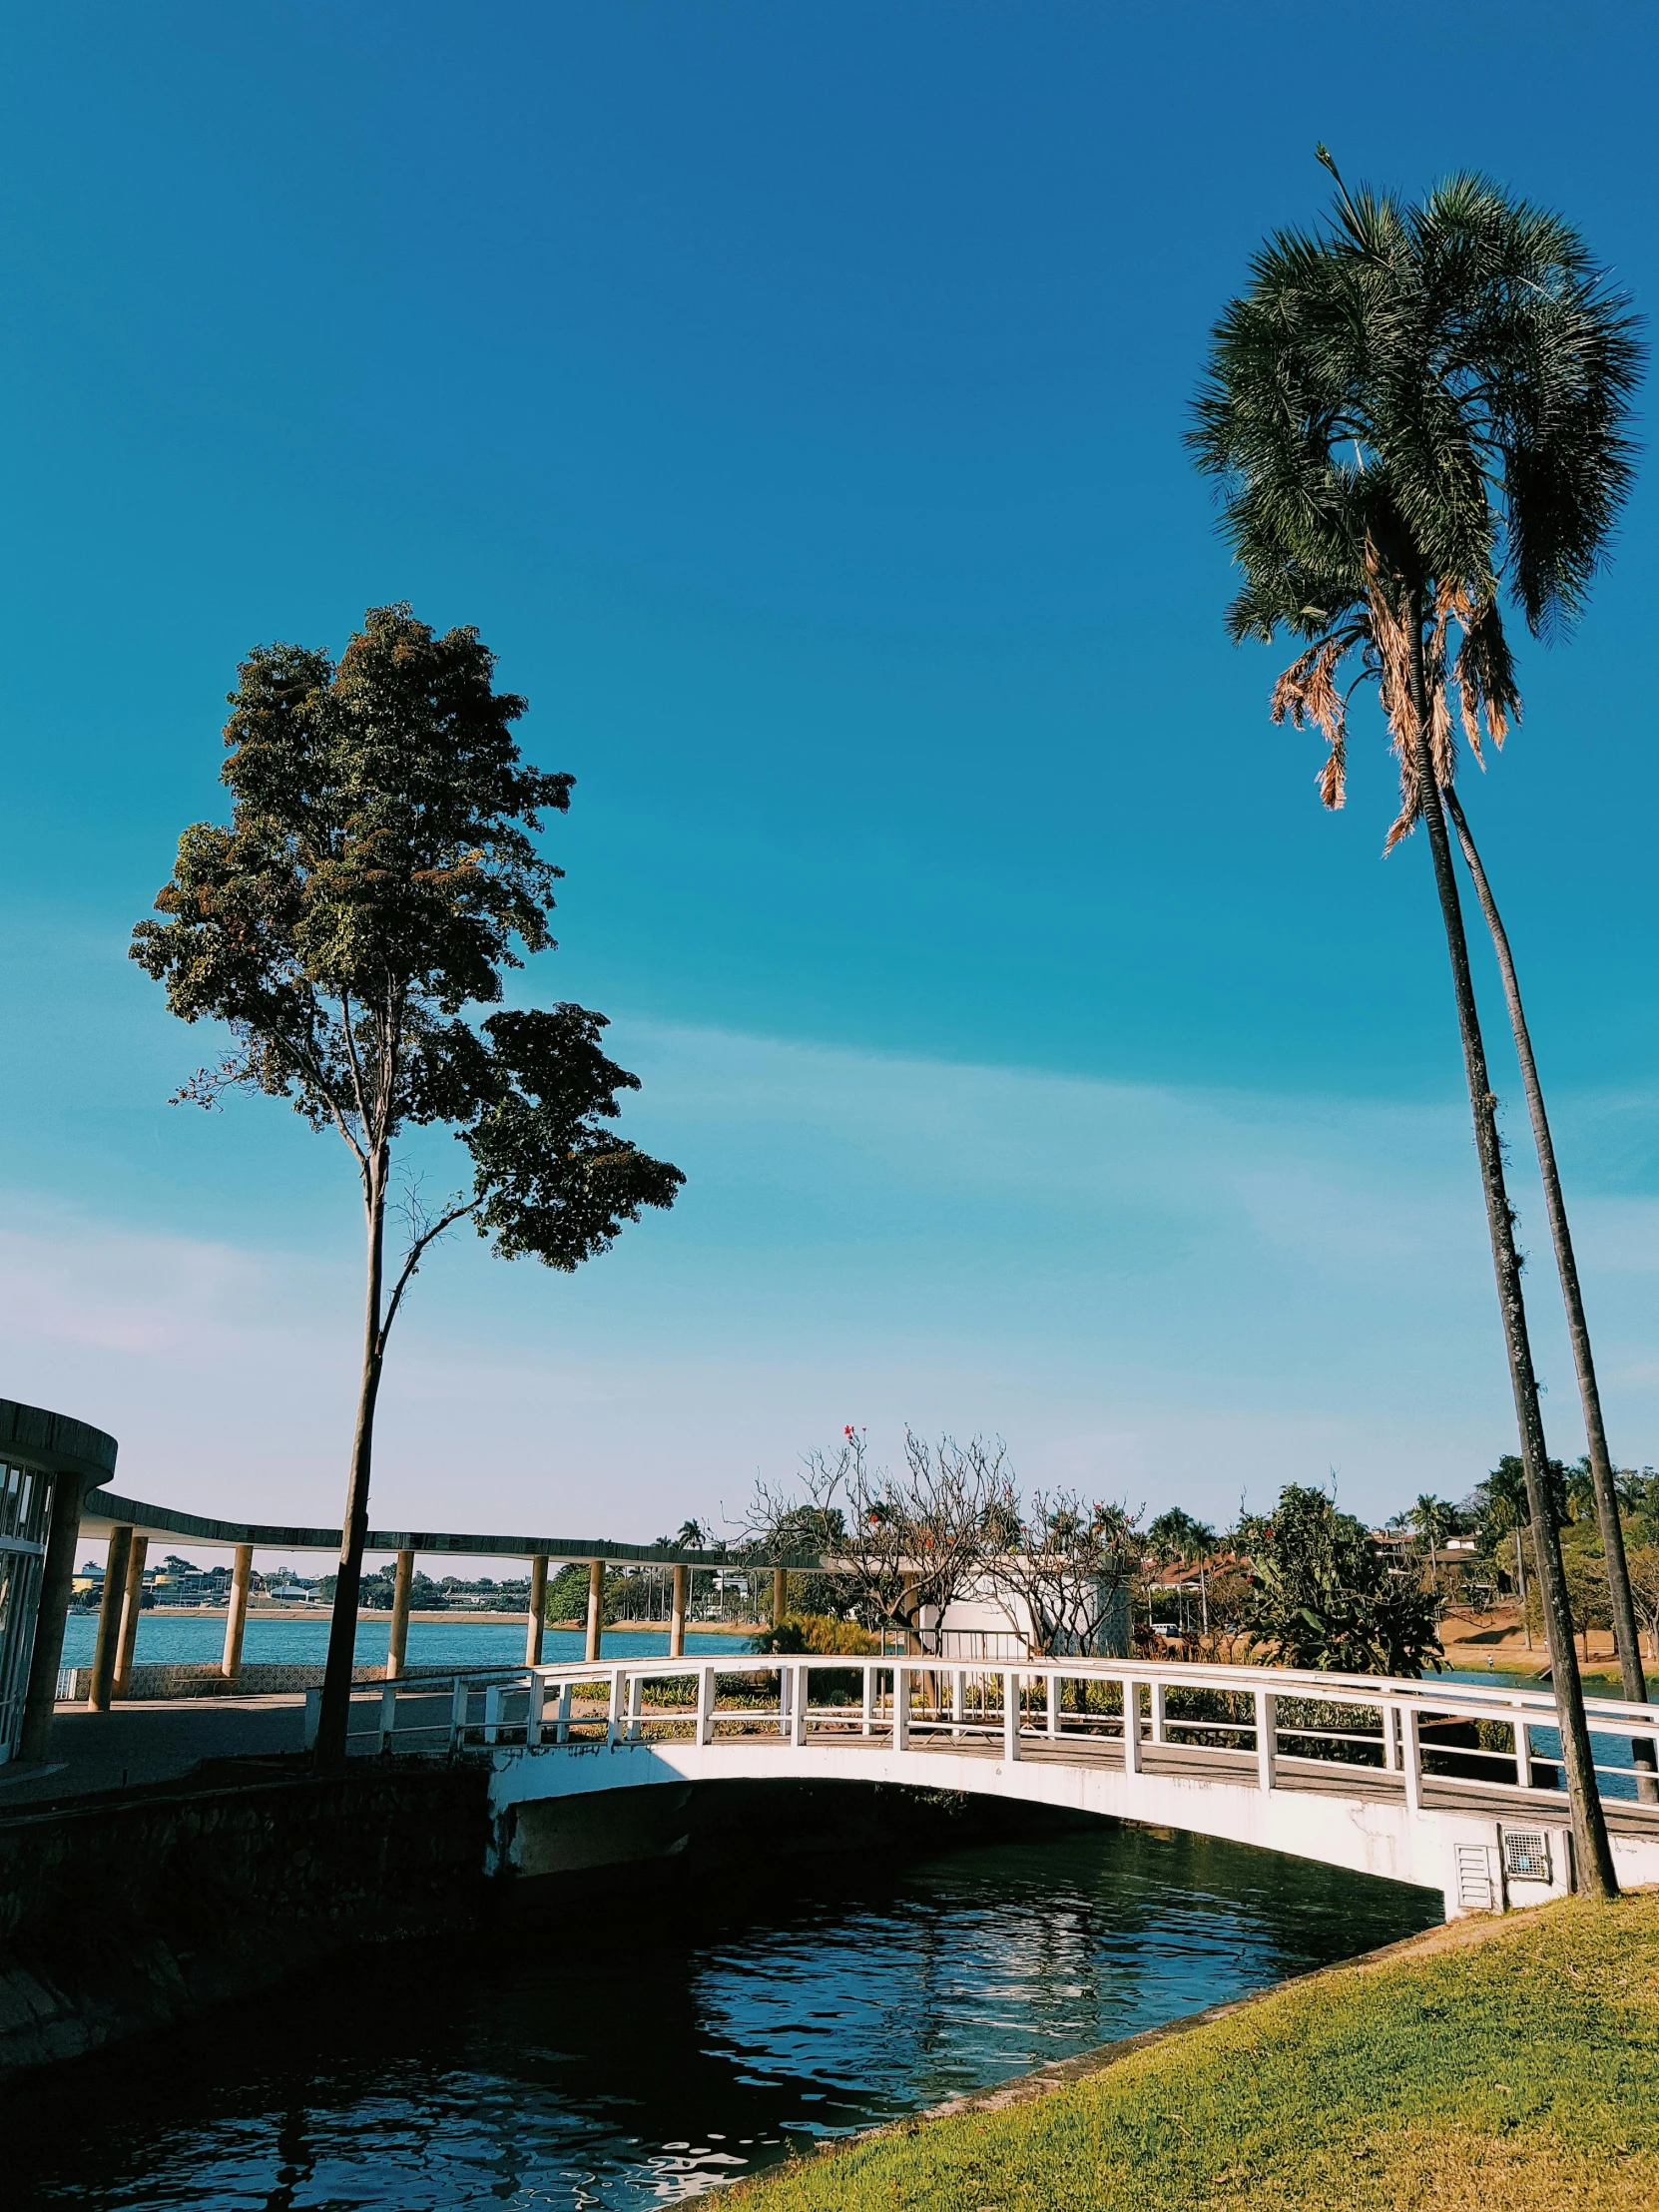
[{"x1": 309, "y1": 1655, "x2": 1659, "y2": 1823}]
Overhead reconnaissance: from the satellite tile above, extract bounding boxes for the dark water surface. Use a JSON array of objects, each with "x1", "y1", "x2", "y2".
[{"x1": 11, "y1": 1823, "x2": 1440, "y2": 2210}]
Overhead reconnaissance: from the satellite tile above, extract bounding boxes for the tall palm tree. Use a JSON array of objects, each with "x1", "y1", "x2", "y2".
[
  {"x1": 1190, "y1": 155, "x2": 1642, "y2": 1895},
  {"x1": 1444, "y1": 789, "x2": 1654, "y2": 1785}
]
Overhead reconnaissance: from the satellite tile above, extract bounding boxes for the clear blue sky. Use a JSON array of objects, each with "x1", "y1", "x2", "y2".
[{"x1": 4, "y1": 1, "x2": 1658, "y2": 1553}]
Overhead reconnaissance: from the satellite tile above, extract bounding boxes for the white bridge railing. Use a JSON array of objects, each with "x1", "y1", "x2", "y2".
[{"x1": 305, "y1": 1654, "x2": 1659, "y2": 1812}]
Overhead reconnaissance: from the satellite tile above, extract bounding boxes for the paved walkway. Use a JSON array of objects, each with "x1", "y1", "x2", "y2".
[{"x1": 0, "y1": 1696, "x2": 310, "y2": 1812}]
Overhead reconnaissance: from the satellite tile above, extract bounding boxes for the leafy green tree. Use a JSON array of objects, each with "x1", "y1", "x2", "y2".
[
  {"x1": 1242, "y1": 1485, "x2": 1440, "y2": 1678},
  {"x1": 1191, "y1": 156, "x2": 1639, "y2": 1888},
  {"x1": 132, "y1": 605, "x2": 683, "y2": 1766},
  {"x1": 545, "y1": 1563, "x2": 624, "y2": 1626},
  {"x1": 1145, "y1": 1507, "x2": 1218, "y2": 1563}
]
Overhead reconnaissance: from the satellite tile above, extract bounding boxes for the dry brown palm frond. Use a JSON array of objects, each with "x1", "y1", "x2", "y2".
[
  {"x1": 1453, "y1": 599, "x2": 1522, "y2": 762},
  {"x1": 1270, "y1": 637, "x2": 1349, "y2": 809},
  {"x1": 1425, "y1": 586, "x2": 1458, "y2": 792},
  {"x1": 1366, "y1": 547, "x2": 1423, "y2": 851},
  {"x1": 1275, "y1": 556, "x2": 1525, "y2": 852}
]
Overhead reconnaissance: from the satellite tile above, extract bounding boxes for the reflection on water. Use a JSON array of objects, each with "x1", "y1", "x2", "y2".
[{"x1": 8, "y1": 1822, "x2": 1440, "y2": 2209}]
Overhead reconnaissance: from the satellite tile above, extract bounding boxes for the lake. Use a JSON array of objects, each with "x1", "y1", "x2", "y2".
[{"x1": 58, "y1": 1614, "x2": 754, "y2": 1670}]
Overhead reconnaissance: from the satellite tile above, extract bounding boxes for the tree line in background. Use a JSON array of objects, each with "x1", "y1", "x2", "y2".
[{"x1": 644, "y1": 1429, "x2": 1659, "y2": 1678}]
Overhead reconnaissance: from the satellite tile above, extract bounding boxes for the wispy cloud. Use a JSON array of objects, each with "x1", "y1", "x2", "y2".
[{"x1": 6, "y1": 1021, "x2": 1658, "y2": 1555}]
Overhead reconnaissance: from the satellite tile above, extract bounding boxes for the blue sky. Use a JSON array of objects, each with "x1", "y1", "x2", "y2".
[{"x1": 4, "y1": 2, "x2": 1659, "y2": 1556}]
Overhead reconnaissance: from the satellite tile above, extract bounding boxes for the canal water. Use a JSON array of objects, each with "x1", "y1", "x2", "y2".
[{"x1": 8, "y1": 1820, "x2": 1440, "y2": 2210}]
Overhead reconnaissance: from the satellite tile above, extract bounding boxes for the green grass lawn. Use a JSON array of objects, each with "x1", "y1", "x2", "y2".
[{"x1": 734, "y1": 1893, "x2": 1659, "y2": 2212}]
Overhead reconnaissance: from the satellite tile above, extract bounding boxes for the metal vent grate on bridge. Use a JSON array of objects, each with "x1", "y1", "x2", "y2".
[
  {"x1": 1454, "y1": 1844, "x2": 1494, "y2": 1913},
  {"x1": 1502, "y1": 1830, "x2": 1551, "y2": 1884}
]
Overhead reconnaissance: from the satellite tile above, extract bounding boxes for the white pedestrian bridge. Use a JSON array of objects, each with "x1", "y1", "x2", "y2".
[{"x1": 313, "y1": 1653, "x2": 1659, "y2": 1920}]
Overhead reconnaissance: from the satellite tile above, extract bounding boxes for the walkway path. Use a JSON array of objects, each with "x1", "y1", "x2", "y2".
[{"x1": 0, "y1": 1695, "x2": 308, "y2": 1810}]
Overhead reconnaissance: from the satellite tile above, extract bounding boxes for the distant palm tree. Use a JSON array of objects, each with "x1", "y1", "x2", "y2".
[
  {"x1": 1409, "y1": 1494, "x2": 1453, "y2": 1595},
  {"x1": 1191, "y1": 154, "x2": 1642, "y2": 1893}
]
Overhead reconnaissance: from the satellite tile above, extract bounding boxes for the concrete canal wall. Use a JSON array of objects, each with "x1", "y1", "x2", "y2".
[{"x1": 0, "y1": 1764, "x2": 491, "y2": 2083}]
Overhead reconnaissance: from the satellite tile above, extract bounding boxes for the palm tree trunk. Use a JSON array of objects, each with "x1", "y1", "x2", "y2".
[
  {"x1": 1404, "y1": 597, "x2": 1616, "y2": 1896},
  {"x1": 314, "y1": 1147, "x2": 389, "y2": 1771},
  {"x1": 1445, "y1": 788, "x2": 1654, "y2": 1797}
]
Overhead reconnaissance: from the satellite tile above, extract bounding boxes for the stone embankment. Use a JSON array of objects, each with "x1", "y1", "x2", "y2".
[{"x1": 0, "y1": 1762, "x2": 490, "y2": 2083}]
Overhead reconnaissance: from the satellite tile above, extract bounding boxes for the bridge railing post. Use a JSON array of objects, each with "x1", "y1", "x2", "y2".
[
  {"x1": 1401, "y1": 1700, "x2": 1425, "y2": 1811},
  {"x1": 627, "y1": 1673, "x2": 644, "y2": 1742},
  {"x1": 697, "y1": 1665, "x2": 716, "y2": 1745},
  {"x1": 792, "y1": 1660, "x2": 809, "y2": 1747},
  {"x1": 1003, "y1": 1670, "x2": 1021, "y2": 1763},
  {"x1": 378, "y1": 1680, "x2": 398, "y2": 1752},
  {"x1": 777, "y1": 1658, "x2": 791, "y2": 1739},
  {"x1": 555, "y1": 1681, "x2": 572, "y2": 1745},
  {"x1": 952, "y1": 1667, "x2": 965, "y2": 1739},
  {"x1": 526, "y1": 1671, "x2": 545, "y2": 1747},
  {"x1": 484, "y1": 1684, "x2": 503, "y2": 1747},
  {"x1": 860, "y1": 1662, "x2": 874, "y2": 1738},
  {"x1": 1513, "y1": 1708, "x2": 1533, "y2": 1790},
  {"x1": 1150, "y1": 1682, "x2": 1167, "y2": 1747},
  {"x1": 893, "y1": 1665, "x2": 910, "y2": 1751},
  {"x1": 1045, "y1": 1669, "x2": 1059, "y2": 1741},
  {"x1": 1254, "y1": 1687, "x2": 1276, "y2": 1792},
  {"x1": 1122, "y1": 1679, "x2": 1142, "y2": 1775},
  {"x1": 606, "y1": 1671, "x2": 624, "y2": 1747},
  {"x1": 1382, "y1": 1698, "x2": 1398, "y2": 1771},
  {"x1": 450, "y1": 1676, "x2": 469, "y2": 1750}
]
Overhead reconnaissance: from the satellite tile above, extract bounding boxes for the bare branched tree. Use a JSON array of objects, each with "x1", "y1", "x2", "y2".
[
  {"x1": 754, "y1": 1429, "x2": 1009, "y2": 1651},
  {"x1": 992, "y1": 1491, "x2": 1145, "y2": 1658}
]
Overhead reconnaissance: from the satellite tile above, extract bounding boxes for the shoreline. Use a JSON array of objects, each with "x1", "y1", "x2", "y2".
[
  {"x1": 732, "y1": 1895, "x2": 1659, "y2": 2208},
  {"x1": 69, "y1": 1604, "x2": 762, "y2": 1633}
]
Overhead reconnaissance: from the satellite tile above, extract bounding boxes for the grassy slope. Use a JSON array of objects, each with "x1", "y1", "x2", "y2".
[{"x1": 734, "y1": 1894, "x2": 1659, "y2": 2212}]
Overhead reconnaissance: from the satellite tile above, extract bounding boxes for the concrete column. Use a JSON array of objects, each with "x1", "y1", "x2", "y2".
[
  {"x1": 525, "y1": 1555, "x2": 547, "y2": 1667},
  {"x1": 112, "y1": 1534, "x2": 149, "y2": 1696},
  {"x1": 669, "y1": 1562, "x2": 688, "y2": 1658},
  {"x1": 385, "y1": 1550, "x2": 415, "y2": 1680},
  {"x1": 221, "y1": 1544, "x2": 254, "y2": 1681},
  {"x1": 585, "y1": 1559, "x2": 605, "y2": 1663},
  {"x1": 772, "y1": 1566, "x2": 788, "y2": 1628},
  {"x1": 19, "y1": 1472, "x2": 85, "y2": 1762},
  {"x1": 88, "y1": 1525, "x2": 133, "y2": 1713}
]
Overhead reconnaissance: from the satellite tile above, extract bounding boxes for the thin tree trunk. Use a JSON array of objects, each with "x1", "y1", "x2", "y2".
[
  {"x1": 1403, "y1": 597, "x2": 1617, "y2": 1896},
  {"x1": 1444, "y1": 791, "x2": 1655, "y2": 1793},
  {"x1": 314, "y1": 1149, "x2": 389, "y2": 1771}
]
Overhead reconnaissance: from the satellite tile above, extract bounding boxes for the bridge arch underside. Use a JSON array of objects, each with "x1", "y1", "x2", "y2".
[{"x1": 485, "y1": 1740, "x2": 1625, "y2": 1917}]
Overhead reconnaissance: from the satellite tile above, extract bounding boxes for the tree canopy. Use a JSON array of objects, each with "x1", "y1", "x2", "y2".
[
  {"x1": 1241, "y1": 1484, "x2": 1440, "y2": 1676},
  {"x1": 1189, "y1": 162, "x2": 1642, "y2": 845},
  {"x1": 131, "y1": 604, "x2": 683, "y2": 1284}
]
